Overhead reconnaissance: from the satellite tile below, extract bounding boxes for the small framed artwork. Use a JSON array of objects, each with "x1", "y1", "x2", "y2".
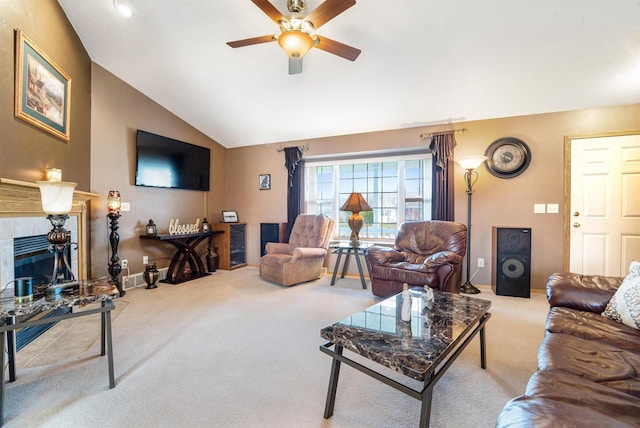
[
  {"x1": 14, "y1": 30, "x2": 72, "y2": 141},
  {"x1": 222, "y1": 210, "x2": 239, "y2": 223},
  {"x1": 259, "y1": 174, "x2": 271, "y2": 190}
]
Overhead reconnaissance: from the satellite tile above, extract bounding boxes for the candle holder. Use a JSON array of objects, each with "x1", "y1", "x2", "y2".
[{"x1": 146, "y1": 219, "x2": 157, "y2": 236}]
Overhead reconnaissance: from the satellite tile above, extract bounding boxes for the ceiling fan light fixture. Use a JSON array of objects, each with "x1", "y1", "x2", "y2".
[
  {"x1": 278, "y1": 30, "x2": 314, "y2": 58},
  {"x1": 287, "y1": 0, "x2": 306, "y2": 14}
]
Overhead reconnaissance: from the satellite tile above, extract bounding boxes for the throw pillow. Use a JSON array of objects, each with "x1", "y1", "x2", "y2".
[{"x1": 601, "y1": 261, "x2": 640, "y2": 330}]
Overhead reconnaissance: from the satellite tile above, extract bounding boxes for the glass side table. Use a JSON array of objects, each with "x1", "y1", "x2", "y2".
[{"x1": 329, "y1": 241, "x2": 378, "y2": 289}]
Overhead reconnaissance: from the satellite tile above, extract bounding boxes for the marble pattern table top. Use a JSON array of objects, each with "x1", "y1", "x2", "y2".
[
  {"x1": 0, "y1": 278, "x2": 119, "y2": 320},
  {"x1": 321, "y1": 287, "x2": 491, "y2": 381}
]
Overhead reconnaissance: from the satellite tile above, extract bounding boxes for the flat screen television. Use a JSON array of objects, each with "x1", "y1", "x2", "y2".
[{"x1": 135, "y1": 130, "x2": 210, "y2": 191}]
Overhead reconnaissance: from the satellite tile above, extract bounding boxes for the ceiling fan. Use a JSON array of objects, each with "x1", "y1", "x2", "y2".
[{"x1": 227, "y1": 0, "x2": 361, "y2": 74}]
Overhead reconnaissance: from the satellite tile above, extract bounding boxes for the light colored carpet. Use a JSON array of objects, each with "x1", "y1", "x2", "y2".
[{"x1": 4, "y1": 267, "x2": 549, "y2": 427}]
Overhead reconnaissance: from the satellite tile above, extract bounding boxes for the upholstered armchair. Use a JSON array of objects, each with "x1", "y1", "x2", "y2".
[
  {"x1": 365, "y1": 221, "x2": 467, "y2": 297},
  {"x1": 260, "y1": 214, "x2": 334, "y2": 286}
]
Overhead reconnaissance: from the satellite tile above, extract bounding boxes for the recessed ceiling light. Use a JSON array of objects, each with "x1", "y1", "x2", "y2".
[{"x1": 113, "y1": 0, "x2": 135, "y2": 18}]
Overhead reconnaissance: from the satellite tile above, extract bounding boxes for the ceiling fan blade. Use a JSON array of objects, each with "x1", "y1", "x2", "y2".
[
  {"x1": 306, "y1": 0, "x2": 356, "y2": 30},
  {"x1": 227, "y1": 35, "x2": 276, "y2": 48},
  {"x1": 251, "y1": 0, "x2": 287, "y2": 24},
  {"x1": 289, "y1": 57, "x2": 303, "y2": 75},
  {"x1": 315, "y1": 36, "x2": 361, "y2": 61}
]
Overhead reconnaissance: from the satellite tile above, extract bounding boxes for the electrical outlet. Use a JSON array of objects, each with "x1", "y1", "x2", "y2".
[
  {"x1": 122, "y1": 259, "x2": 128, "y2": 269},
  {"x1": 477, "y1": 258, "x2": 485, "y2": 268},
  {"x1": 143, "y1": 256, "x2": 148, "y2": 265}
]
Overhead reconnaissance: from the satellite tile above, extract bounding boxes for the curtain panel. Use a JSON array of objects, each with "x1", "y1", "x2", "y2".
[
  {"x1": 429, "y1": 133, "x2": 457, "y2": 221},
  {"x1": 284, "y1": 146, "x2": 304, "y2": 241}
]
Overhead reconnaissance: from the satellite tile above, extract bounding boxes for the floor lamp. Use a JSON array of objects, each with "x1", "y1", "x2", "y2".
[
  {"x1": 456, "y1": 155, "x2": 487, "y2": 294},
  {"x1": 107, "y1": 190, "x2": 125, "y2": 297}
]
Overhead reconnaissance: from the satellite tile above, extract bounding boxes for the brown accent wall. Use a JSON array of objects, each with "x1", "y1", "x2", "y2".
[
  {"x1": 228, "y1": 104, "x2": 640, "y2": 290},
  {"x1": 0, "y1": 0, "x2": 91, "y2": 188},
  {"x1": 90, "y1": 64, "x2": 227, "y2": 278}
]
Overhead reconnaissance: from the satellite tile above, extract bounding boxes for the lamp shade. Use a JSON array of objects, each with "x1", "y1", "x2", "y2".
[
  {"x1": 36, "y1": 181, "x2": 77, "y2": 215},
  {"x1": 340, "y1": 192, "x2": 373, "y2": 213},
  {"x1": 456, "y1": 155, "x2": 488, "y2": 170},
  {"x1": 278, "y1": 30, "x2": 314, "y2": 58},
  {"x1": 107, "y1": 190, "x2": 122, "y2": 214}
]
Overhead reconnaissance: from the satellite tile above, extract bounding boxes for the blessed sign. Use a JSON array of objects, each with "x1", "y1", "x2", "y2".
[{"x1": 168, "y1": 218, "x2": 201, "y2": 235}]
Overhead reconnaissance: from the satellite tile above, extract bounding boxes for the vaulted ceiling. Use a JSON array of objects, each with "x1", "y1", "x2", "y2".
[{"x1": 57, "y1": 0, "x2": 640, "y2": 148}]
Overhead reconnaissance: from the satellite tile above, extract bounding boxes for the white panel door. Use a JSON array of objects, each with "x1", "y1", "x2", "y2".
[{"x1": 570, "y1": 134, "x2": 640, "y2": 276}]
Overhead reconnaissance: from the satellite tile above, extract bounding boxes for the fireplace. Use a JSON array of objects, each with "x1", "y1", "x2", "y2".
[
  {"x1": 0, "y1": 178, "x2": 98, "y2": 350},
  {"x1": 14, "y1": 234, "x2": 72, "y2": 285},
  {"x1": 13, "y1": 234, "x2": 74, "y2": 350}
]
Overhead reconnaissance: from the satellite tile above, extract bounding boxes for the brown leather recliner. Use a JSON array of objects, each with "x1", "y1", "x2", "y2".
[{"x1": 365, "y1": 221, "x2": 467, "y2": 298}]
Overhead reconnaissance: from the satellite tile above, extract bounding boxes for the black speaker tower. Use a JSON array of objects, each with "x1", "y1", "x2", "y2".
[
  {"x1": 492, "y1": 227, "x2": 531, "y2": 298},
  {"x1": 260, "y1": 223, "x2": 286, "y2": 257}
]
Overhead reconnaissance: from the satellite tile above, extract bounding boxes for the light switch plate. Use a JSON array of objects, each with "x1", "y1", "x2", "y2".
[
  {"x1": 547, "y1": 203, "x2": 559, "y2": 213},
  {"x1": 534, "y1": 204, "x2": 546, "y2": 214},
  {"x1": 121, "y1": 202, "x2": 131, "y2": 212}
]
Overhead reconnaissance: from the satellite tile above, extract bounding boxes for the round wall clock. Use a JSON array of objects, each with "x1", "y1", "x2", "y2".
[{"x1": 485, "y1": 137, "x2": 531, "y2": 178}]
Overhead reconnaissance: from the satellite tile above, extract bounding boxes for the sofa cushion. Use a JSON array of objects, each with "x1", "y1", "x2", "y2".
[
  {"x1": 260, "y1": 253, "x2": 294, "y2": 267},
  {"x1": 602, "y1": 261, "x2": 640, "y2": 330},
  {"x1": 547, "y1": 272, "x2": 621, "y2": 313},
  {"x1": 395, "y1": 220, "x2": 466, "y2": 257},
  {"x1": 546, "y1": 306, "x2": 640, "y2": 352},
  {"x1": 369, "y1": 264, "x2": 437, "y2": 286},
  {"x1": 538, "y1": 332, "x2": 640, "y2": 397},
  {"x1": 498, "y1": 371, "x2": 640, "y2": 427},
  {"x1": 288, "y1": 214, "x2": 329, "y2": 248}
]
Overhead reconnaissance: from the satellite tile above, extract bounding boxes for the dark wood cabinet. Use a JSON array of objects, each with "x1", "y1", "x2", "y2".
[{"x1": 212, "y1": 223, "x2": 246, "y2": 270}]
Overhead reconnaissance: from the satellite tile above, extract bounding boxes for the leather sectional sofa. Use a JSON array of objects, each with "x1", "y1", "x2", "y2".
[{"x1": 497, "y1": 272, "x2": 640, "y2": 427}]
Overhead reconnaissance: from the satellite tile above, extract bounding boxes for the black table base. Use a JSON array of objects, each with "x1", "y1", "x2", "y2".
[
  {"x1": 321, "y1": 312, "x2": 491, "y2": 427},
  {"x1": 140, "y1": 232, "x2": 220, "y2": 284}
]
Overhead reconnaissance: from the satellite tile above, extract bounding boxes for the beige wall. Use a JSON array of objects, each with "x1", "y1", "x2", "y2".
[
  {"x1": 0, "y1": 0, "x2": 91, "y2": 187},
  {"x1": 90, "y1": 64, "x2": 227, "y2": 278},
  {"x1": 4, "y1": 1, "x2": 640, "y2": 291},
  {"x1": 228, "y1": 104, "x2": 640, "y2": 290}
]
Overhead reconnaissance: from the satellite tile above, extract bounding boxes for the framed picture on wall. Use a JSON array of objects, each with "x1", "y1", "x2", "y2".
[
  {"x1": 222, "y1": 210, "x2": 238, "y2": 223},
  {"x1": 259, "y1": 174, "x2": 271, "y2": 190},
  {"x1": 14, "y1": 29, "x2": 72, "y2": 141}
]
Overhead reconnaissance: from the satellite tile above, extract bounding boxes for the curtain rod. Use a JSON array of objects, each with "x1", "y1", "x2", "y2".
[
  {"x1": 276, "y1": 144, "x2": 309, "y2": 153},
  {"x1": 419, "y1": 128, "x2": 468, "y2": 140}
]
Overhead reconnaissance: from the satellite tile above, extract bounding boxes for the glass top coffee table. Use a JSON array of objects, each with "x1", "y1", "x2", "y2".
[
  {"x1": 329, "y1": 241, "x2": 377, "y2": 289},
  {"x1": 320, "y1": 287, "x2": 491, "y2": 427}
]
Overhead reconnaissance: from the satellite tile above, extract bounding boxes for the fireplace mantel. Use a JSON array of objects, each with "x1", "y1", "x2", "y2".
[{"x1": 0, "y1": 178, "x2": 100, "y2": 283}]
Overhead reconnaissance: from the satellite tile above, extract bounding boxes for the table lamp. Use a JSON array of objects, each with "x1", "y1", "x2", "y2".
[
  {"x1": 340, "y1": 192, "x2": 373, "y2": 246},
  {"x1": 36, "y1": 176, "x2": 77, "y2": 289}
]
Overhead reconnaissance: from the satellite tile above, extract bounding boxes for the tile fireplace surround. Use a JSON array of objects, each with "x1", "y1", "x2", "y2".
[{"x1": 0, "y1": 178, "x2": 99, "y2": 290}]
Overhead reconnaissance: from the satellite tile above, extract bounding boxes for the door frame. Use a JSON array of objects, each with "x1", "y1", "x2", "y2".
[{"x1": 563, "y1": 130, "x2": 640, "y2": 271}]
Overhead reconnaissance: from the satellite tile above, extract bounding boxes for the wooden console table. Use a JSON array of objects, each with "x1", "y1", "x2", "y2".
[{"x1": 140, "y1": 231, "x2": 221, "y2": 284}]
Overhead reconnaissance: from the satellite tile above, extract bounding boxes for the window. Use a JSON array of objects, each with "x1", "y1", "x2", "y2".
[{"x1": 304, "y1": 153, "x2": 432, "y2": 240}]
